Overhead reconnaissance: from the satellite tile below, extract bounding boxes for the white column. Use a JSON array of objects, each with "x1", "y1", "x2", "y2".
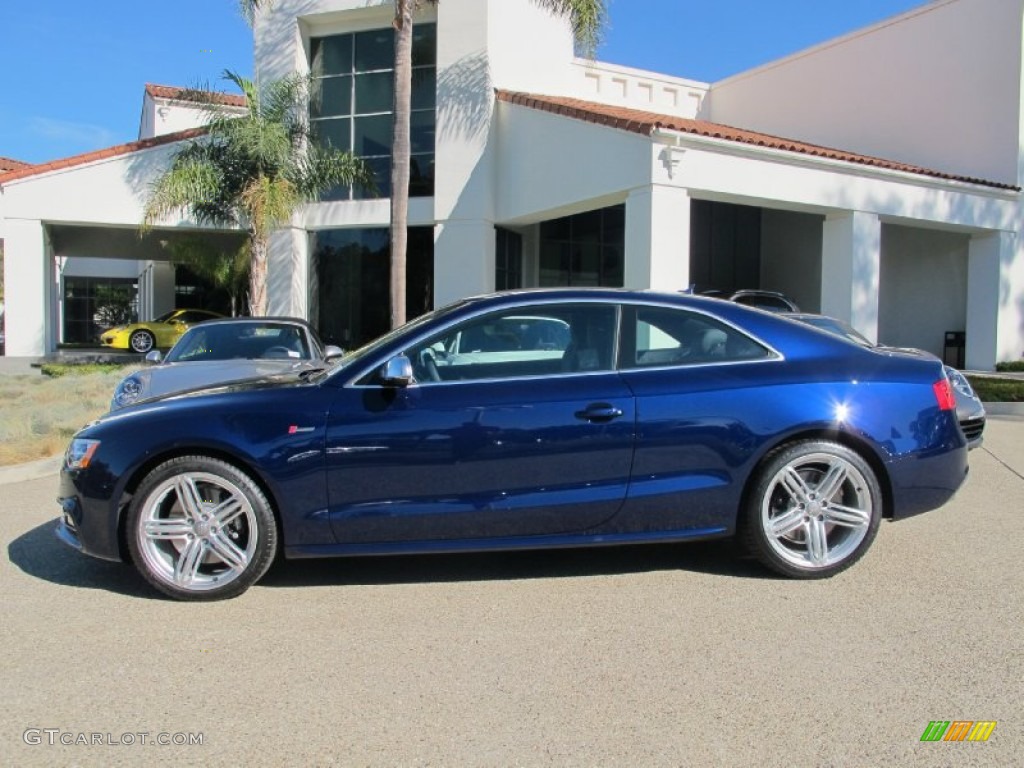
[
  {"x1": 967, "y1": 231, "x2": 1017, "y2": 370},
  {"x1": 137, "y1": 264, "x2": 152, "y2": 321},
  {"x1": 3, "y1": 219, "x2": 50, "y2": 356},
  {"x1": 267, "y1": 227, "x2": 309, "y2": 318},
  {"x1": 433, "y1": 219, "x2": 495, "y2": 308},
  {"x1": 624, "y1": 185, "x2": 691, "y2": 291},
  {"x1": 821, "y1": 211, "x2": 881, "y2": 343},
  {"x1": 149, "y1": 262, "x2": 177, "y2": 320}
]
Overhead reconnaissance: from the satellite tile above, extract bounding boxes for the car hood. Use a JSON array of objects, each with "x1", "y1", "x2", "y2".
[{"x1": 115, "y1": 359, "x2": 322, "y2": 409}]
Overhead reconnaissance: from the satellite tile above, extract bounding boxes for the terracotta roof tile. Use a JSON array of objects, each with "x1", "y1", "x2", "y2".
[
  {"x1": 0, "y1": 128, "x2": 207, "y2": 185},
  {"x1": 496, "y1": 90, "x2": 1017, "y2": 191},
  {"x1": 0, "y1": 156, "x2": 32, "y2": 172},
  {"x1": 145, "y1": 83, "x2": 247, "y2": 109}
]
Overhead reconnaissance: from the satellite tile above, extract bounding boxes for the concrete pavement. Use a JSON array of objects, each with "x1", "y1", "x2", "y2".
[{"x1": 1, "y1": 417, "x2": 1022, "y2": 766}]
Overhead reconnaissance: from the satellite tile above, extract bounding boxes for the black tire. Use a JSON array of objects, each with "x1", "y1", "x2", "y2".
[
  {"x1": 129, "y1": 329, "x2": 156, "y2": 354},
  {"x1": 741, "y1": 440, "x2": 882, "y2": 578},
  {"x1": 126, "y1": 456, "x2": 278, "y2": 600}
]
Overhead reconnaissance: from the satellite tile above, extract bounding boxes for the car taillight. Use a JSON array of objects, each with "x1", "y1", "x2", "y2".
[{"x1": 932, "y1": 379, "x2": 956, "y2": 411}]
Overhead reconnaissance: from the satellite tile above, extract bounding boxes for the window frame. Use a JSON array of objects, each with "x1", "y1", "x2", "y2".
[
  {"x1": 310, "y1": 23, "x2": 437, "y2": 201},
  {"x1": 618, "y1": 304, "x2": 776, "y2": 370},
  {"x1": 357, "y1": 302, "x2": 621, "y2": 387}
]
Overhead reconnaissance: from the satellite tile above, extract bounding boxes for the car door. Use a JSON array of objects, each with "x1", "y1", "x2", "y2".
[
  {"x1": 612, "y1": 302, "x2": 780, "y2": 534},
  {"x1": 324, "y1": 302, "x2": 636, "y2": 544}
]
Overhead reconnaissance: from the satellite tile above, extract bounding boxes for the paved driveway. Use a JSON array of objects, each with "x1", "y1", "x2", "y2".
[{"x1": 2, "y1": 418, "x2": 1022, "y2": 767}]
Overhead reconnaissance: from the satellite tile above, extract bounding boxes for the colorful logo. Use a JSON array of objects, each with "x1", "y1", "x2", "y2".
[{"x1": 920, "y1": 721, "x2": 996, "y2": 742}]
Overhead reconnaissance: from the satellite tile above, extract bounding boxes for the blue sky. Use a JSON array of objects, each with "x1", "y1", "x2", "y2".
[{"x1": 0, "y1": 0, "x2": 923, "y2": 165}]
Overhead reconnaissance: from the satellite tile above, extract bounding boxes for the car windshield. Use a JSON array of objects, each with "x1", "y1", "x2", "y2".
[{"x1": 165, "y1": 322, "x2": 312, "y2": 362}]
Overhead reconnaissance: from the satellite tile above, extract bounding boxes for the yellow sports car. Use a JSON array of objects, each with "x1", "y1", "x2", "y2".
[{"x1": 99, "y1": 309, "x2": 222, "y2": 354}]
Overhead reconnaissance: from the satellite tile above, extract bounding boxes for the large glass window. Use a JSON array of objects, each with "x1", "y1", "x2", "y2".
[
  {"x1": 495, "y1": 227, "x2": 523, "y2": 290},
  {"x1": 539, "y1": 205, "x2": 624, "y2": 287},
  {"x1": 311, "y1": 24, "x2": 436, "y2": 201},
  {"x1": 311, "y1": 227, "x2": 434, "y2": 349},
  {"x1": 63, "y1": 277, "x2": 137, "y2": 344}
]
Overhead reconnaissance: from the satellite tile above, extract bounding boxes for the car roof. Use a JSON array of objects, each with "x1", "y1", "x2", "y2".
[{"x1": 185, "y1": 316, "x2": 314, "y2": 329}]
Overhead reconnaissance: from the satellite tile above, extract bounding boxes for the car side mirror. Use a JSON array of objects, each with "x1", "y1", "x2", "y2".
[
  {"x1": 144, "y1": 350, "x2": 162, "y2": 364},
  {"x1": 324, "y1": 345, "x2": 345, "y2": 362},
  {"x1": 379, "y1": 356, "x2": 414, "y2": 387}
]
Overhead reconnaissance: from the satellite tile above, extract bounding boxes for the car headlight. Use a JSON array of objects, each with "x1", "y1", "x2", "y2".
[
  {"x1": 945, "y1": 367, "x2": 975, "y2": 399},
  {"x1": 113, "y1": 376, "x2": 144, "y2": 407},
  {"x1": 65, "y1": 439, "x2": 101, "y2": 470}
]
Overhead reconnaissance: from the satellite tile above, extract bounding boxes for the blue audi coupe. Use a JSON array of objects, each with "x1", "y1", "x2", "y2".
[{"x1": 57, "y1": 289, "x2": 969, "y2": 600}]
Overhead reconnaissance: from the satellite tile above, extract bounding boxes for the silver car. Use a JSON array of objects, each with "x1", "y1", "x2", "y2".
[
  {"x1": 789, "y1": 313, "x2": 985, "y2": 449},
  {"x1": 110, "y1": 317, "x2": 343, "y2": 411}
]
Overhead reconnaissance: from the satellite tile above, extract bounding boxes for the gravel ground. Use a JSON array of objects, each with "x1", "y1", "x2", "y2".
[{"x1": 1, "y1": 417, "x2": 1022, "y2": 767}]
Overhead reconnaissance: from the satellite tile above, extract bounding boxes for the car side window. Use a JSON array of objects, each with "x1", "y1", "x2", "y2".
[
  {"x1": 402, "y1": 304, "x2": 617, "y2": 383},
  {"x1": 622, "y1": 306, "x2": 771, "y2": 368}
]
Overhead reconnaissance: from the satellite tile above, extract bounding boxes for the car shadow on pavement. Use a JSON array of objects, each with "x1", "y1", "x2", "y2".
[
  {"x1": 8, "y1": 520, "x2": 772, "y2": 599},
  {"x1": 7, "y1": 519, "x2": 159, "y2": 599},
  {"x1": 260, "y1": 539, "x2": 772, "y2": 590}
]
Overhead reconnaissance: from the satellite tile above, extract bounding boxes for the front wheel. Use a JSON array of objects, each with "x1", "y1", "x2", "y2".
[
  {"x1": 129, "y1": 329, "x2": 156, "y2": 353},
  {"x1": 126, "y1": 456, "x2": 278, "y2": 600},
  {"x1": 742, "y1": 440, "x2": 882, "y2": 578}
]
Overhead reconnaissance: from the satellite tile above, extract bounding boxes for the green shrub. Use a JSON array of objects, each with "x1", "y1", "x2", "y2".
[
  {"x1": 995, "y1": 360, "x2": 1024, "y2": 373},
  {"x1": 966, "y1": 376, "x2": 1024, "y2": 403}
]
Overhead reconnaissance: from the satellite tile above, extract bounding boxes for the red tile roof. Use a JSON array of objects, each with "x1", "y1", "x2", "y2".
[
  {"x1": 496, "y1": 90, "x2": 1017, "y2": 191},
  {"x1": 0, "y1": 128, "x2": 207, "y2": 185},
  {"x1": 145, "y1": 83, "x2": 247, "y2": 109},
  {"x1": 0, "y1": 156, "x2": 32, "y2": 172}
]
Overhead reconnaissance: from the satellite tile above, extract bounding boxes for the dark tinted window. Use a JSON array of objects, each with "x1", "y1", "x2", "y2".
[
  {"x1": 622, "y1": 306, "x2": 771, "y2": 368},
  {"x1": 310, "y1": 24, "x2": 436, "y2": 200},
  {"x1": 539, "y1": 205, "x2": 624, "y2": 287}
]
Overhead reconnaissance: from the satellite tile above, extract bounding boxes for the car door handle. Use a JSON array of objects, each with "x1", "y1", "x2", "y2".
[{"x1": 575, "y1": 403, "x2": 624, "y2": 423}]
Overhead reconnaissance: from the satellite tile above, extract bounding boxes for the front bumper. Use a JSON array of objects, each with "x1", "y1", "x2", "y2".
[
  {"x1": 960, "y1": 416, "x2": 985, "y2": 450},
  {"x1": 55, "y1": 468, "x2": 125, "y2": 562}
]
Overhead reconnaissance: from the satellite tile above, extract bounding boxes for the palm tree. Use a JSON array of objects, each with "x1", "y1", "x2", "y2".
[
  {"x1": 389, "y1": 0, "x2": 605, "y2": 329},
  {"x1": 165, "y1": 236, "x2": 252, "y2": 318},
  {"x1": 142, "y1": 71, "x2": 370, "y2": 316},
  {"x1": 240, "y1": 0, "x2": 606, "y2": 326}
]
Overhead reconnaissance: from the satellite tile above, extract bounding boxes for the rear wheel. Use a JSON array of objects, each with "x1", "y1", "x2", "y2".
[
  {"x1": 126, "y1": 456, "x2": 277, "y2": 600},
  {"x1": 742, "y1": 440, "x2": 882, "y2": 578},
  {"x1": 129, "y1": 329, "x2": 156, "y2": 353}
]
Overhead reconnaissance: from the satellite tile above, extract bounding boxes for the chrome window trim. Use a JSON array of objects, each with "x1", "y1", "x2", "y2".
[{"x1": 339, "y1": 294, "x2": 784, "y2": 389}]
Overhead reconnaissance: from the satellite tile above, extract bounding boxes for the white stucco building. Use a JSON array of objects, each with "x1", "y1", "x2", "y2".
[{"x1": 1, "y1": 0, "x2": 1022, "y2": 368}]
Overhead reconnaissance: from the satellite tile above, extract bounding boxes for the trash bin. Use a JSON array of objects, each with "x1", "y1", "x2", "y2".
[{"x1": 943, "y1": 331, "x2": 965, "y2": 369}]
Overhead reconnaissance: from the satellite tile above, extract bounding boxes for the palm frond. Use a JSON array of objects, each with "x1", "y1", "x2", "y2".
[
  {"x1": 261, "y1": 73, "x2": 310, "y2": 126},
  {"x1": 292, "y1": 145, "x2": 374, "y2": 200},
  {"x1": 239, "y1": 0, "x2": 273, "y2": 27},
  {"x1": 142, "y1": 149, "x2": 229, "y2": 230},
  {"x1": 531, "y1": 0, "x2": 606, "y2": 57},
  {"x1": 240, "y1": 175, "x2": 298, "y2": 238},
  {"x1": 167, "y1": 236, "x2": 251, "y2": 293}
]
